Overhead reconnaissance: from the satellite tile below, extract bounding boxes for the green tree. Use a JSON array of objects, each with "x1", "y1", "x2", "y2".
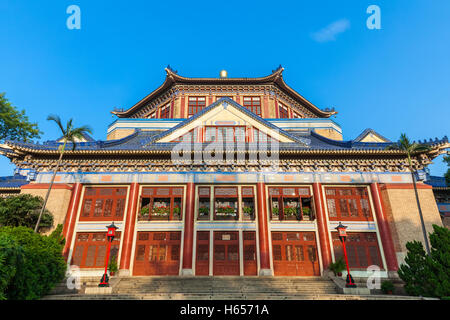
[
  {"x1": 0, "y1": 225, "x2": 66, "y2": 300},
  {"x1": 398, "y1": 225, "x2": 450, "y2": 299},
  {"x1": 386, "y1": 133, "x2": 431, "y2": 253},
  {"x1": 0, "y1": 194, "x2": 53, "y2": 231},
  {"x1": 444, "y1": 155, "x2": 450, "y2": 186},
  {"x1": 34, "y1": 115, "x2": 92, "y2": 232},
  {"x1": 0, "y1": 92, "x2": 41, "y2": 142}
]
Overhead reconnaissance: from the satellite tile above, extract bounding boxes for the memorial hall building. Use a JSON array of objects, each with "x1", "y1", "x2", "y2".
[{"x1": 1, "y1": 66, "x2": 448, "y2": 279}]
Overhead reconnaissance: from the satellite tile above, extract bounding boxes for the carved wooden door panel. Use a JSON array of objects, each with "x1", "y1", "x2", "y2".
[
  {"x1": 133, "y1": 231, "x2": 181, "y2": 275},
  {"x1": 195, "y1": 231, "x2": 210, "y2": 275},
  {"x1": 272, "y1": 231, "x2": 320, "y2": 276},
  {"x1": 213, "y1": 231, "x2": 240, "y2": 276}
]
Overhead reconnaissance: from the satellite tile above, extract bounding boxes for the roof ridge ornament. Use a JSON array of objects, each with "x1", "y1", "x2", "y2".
[
  {"x1": 166, "y1": 65, "x2": 178, "y2": 74},
  {"x1": 272, "y1": 65, "x2": 283, "y2": 74}
]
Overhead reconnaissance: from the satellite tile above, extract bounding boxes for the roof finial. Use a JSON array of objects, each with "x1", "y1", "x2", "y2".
[
  {"x1": 166, "y1": 65, "x2": 178, "y2": 74},
  {"x1": 272, "y1": 64, "x2": 283, "y2": 73}
]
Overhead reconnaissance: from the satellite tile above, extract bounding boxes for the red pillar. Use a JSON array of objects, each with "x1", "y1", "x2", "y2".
[
  {"x1": 370, "y1": 183, "x2": 398, "y2": 271},
  {"x1": 181, "y1": 182, "x2": 195, "y2": 274},
  {"x1": 62, "y1": 183, "x2": 83, "y2": 260},
  {"x1": 256, "y1": 182, "x2": 271, "y2": 274},
  {"x1": 313, "y1": 183, "x2": 332, "y2": 271},
  {"x1": 119, "y1": 183, "x2": 139, "y2": 271}
]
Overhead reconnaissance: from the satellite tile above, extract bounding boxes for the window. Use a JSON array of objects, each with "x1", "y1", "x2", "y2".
[
  {"x1": 71, "y1": 232, "x2": 121, "y2": 268},
  {"x1": 214, "y1": 187, "x2": 238, "y2": 221},
  {"x1": 159, "y1": 103, "x2": 171, "y2": 119},
  {"x1": 188, "y1": 96, "x2": 206, "y2": 116},
  {"x1": 268, "y1": 187, "x2": 314, "y2": 221},
  {"x1": 253, "y1": 128, "x2": 279, "y2": 144},
  {"x1": 80, "y1": 188, "x2": 127, "y2": 221},
  {"x1": 332, "y1": 232, "x2": 382, "y2": 269},
  {"x1": 205, "y1": 126, "x2": 246, "y2": 143},
  {"x1": 139, "y1": 187, "x2": 184, "y2": 221},
  {"x1": 278, "y1": 104, "x2": 289, "y2": 118},
  {"x1": 172, "y1": 129, "x2": 197, "y2": 142},
  {"x1": 198, "y1": 186, "x2": 256, "y2": 221},
  {"x1": 325, "y1": 187, "x2": 373, "y2": 221},
  {"x1": 243, "y1": 97, "x2": 261, "y2": 116}
]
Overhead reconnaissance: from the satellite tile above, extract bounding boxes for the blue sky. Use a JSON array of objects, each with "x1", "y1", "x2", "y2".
[{"x1": 0, "y1": 0, "x2": 449, "y2": 176}]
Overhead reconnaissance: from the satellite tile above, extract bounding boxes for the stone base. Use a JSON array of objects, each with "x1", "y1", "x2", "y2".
[
  {"x1": 181, "y1": 268, "x2": 194, "y2": 276},
  {"x1": 259, "y1": 269, "x2": 273, "y2": 276},
  {"x1": 85, "y1": 287, "x2": 112, "y2": 295},
  {"x1": 118, "y1": 269, "x2": 131, "y2": 277}
]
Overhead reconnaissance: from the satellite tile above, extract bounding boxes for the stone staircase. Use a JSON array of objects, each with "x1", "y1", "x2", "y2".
[{"x1": 42, "y1": 276, "x2": 429, "y2": 300}]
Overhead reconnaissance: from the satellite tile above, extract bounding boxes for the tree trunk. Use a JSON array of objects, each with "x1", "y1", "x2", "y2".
[
  {"x1": 34, "y1": 147, "x2": 65, "y2": 233},
  {"x1": 410, "y1": 166, "x2": 431, "y2": 254}
]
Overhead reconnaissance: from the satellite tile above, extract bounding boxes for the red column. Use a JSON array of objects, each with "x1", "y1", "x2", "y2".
[
  {"x1": 119, "y1": 183, "x2": 139, "y2": 271},
  {"x1": 370, "y1": 183, "x2": 398, "y2": 271},
  {"x1": 182, "y1": 182, "x2": 195, "y2": 274},
  {"x1": 313, "y1": 183, "x2": 332, "y2": 271},
  {"x1": 62, "y1": 183, "x2": 83, "y2": 260},
  {"x1": 256, "y1": 182, "x2": 271, "y2": 274}
]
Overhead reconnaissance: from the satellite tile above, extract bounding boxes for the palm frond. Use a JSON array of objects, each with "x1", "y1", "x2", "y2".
[{"x1": 47, "y1": 114, "x2": 66, "y2": 135}]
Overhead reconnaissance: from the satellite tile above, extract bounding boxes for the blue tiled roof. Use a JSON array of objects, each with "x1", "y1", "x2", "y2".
[
  {"x1": 0, "y1": 174, "x2": 28, "y2": 188},
  {"x1": 425, "y1": 176, "x2": 449, "y2": 188}
]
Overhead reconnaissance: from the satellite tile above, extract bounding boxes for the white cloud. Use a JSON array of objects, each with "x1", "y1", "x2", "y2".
[{"x1": 311, "y1": 19, "x2": 351, "y2": 43}]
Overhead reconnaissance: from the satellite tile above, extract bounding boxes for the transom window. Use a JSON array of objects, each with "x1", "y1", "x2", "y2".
[
  {"x1": 188, "y1": 96, "x2": 206, "y2": 116},
  {"x1": 325, "y1": 187, "x2": 373, "y2": 221},
  {"x1": 243, "y1": 97, "x2": 261, "y2": 116},
  {"x1": 80, "y1": 187, "x2": 127, "y2": 221},
  {"x1": 268, "y1": 187, "x2": 314, "y2": 221},
  {"x1": 139, "y1": 187, "x2": 184, "y2": 221},
  {"x1": 197, "y1": 186, "x2": 256, "y2": 221}
]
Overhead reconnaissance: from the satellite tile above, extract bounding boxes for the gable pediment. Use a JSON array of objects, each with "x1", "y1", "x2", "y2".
[{"x1": 156, "y1": 99, "x2": 299, "y2": 144}]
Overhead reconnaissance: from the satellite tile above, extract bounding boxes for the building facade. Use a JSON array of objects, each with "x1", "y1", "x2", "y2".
[{"x1": 0, "y1": 66, "x2": 448, "y2": 279}]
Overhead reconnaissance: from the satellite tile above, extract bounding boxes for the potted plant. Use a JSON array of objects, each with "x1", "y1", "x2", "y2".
[
  {"x1": 173, "y1": 205, "x2": 181, "y2": 217},
  {"x1": 243, "y1": 206, "x2": 253, "y2": 217},
  {"x1": 328, "y1": 258, "x2": 346, "y2": 277},
  {"x1": 302, "y1": 207, "x2": 311, "y2": 220},
  {"x1": 381, "y1": 280, "x2": 395, "y2": 295},
  {"x1": 272, "y1": 207, "x2": 279, "y2": 216},
  {"x1": 108, "y1": 255, "x2": 118, "y2": 276},
  {"x1": 199, "y1": 206, "x2": 209, "y2": 216},
  {"x1": 140, "y1": 206, "x2": 149, "y2": 219}
]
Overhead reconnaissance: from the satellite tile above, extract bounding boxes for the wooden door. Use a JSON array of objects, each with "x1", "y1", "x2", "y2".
[
  {"x1": 195, "y1": 231, "x2": 210, "y2": 275},
  {"x1": 133, "y1": 231, "x2": 181, "y2": 276},
  {"x1": 243, "y1": 231, "x2": 257, "y2": 275},
  {"x1": 272, "y1": 231, "x2": 320, "y2": 276},
  {"x1": 213, "y1": 231, "x2": 240, "y2": 276}
]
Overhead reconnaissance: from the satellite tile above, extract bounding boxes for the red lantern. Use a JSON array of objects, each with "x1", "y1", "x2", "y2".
[
  {"x1": 335, "y1": 222, "x2": 356, "y2": 288},
  {"x1": 99, "y1": 222, "x2": 119, "y2": 287}
]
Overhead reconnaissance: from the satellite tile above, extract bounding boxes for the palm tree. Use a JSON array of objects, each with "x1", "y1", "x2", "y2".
[
  {"x1": 34, "y1": 115, "x2": 92, "y2": 233},
  {"x1": 386, "y1": 133, "x2": 431, "y2": 254}
]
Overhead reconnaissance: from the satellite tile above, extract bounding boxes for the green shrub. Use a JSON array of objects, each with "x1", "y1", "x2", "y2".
[
  {"x1": 0, "y1": 233, "x2": 24, "y2": 300},
  {"x1": 0, "y1": 225, "x2": 66, "y2": 300},
  {"x1": 398, "y1": 224, "x2": 450, "y2": 299},
  {"x1": 381, "y1": 280, "x2": 395, "y2": 294},
  {"x1": 329, "y1": 258, "x2": 346, "y2": 276}
]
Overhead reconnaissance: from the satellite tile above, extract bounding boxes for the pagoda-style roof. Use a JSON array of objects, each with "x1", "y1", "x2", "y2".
[
  {"x1": 111, "y1": 66, "x2": 336, "y2": 119},
  {"x1": 1, "y1": 129, "x2": 448, "y2": 157}
]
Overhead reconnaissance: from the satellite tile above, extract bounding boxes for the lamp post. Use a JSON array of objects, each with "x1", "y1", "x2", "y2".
[
  {"x1": 335, "y1": 222, "x2": 356, "y2": 288},
  {"x1": 99, "y1": 222, "x2": 118, "y2": 287}
]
